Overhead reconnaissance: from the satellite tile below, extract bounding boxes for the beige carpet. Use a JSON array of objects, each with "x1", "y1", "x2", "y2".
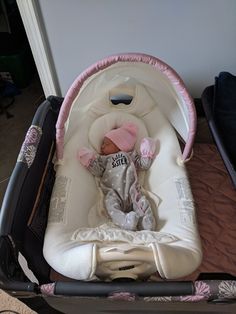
[{"x1": 0, "y1": 289, "x2": 36, "y2": 313}]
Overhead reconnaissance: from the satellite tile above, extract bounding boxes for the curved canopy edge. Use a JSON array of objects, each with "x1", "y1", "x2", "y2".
[{"x1": 56, "y1": 53, "x2": 196, "y2": 161}]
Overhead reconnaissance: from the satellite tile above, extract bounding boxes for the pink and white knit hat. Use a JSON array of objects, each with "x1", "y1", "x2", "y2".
[{"x1": 105, "y1": 122, "x2": 138, "y2": 152}]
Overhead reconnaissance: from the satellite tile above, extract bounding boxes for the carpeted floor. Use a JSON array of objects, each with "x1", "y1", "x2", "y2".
[
  {"x1": 0, "y1": 289, "x2": 36, "y2": 313},
  {"x1": 0, "y1": 75, "x2": 45, "y2": 207}
]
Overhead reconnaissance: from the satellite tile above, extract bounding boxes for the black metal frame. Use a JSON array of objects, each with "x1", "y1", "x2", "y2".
[{"x1": 0, "y1": 96, "x2": 62, "y2": 290}]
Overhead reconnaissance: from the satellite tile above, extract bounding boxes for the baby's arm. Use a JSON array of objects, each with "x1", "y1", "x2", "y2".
[
  {"x1": 77, "y1": 147, "x2": 105, "y2": 177},
  {"x1": 132, "y1": 137, "x2": 156, "y2": 170}
]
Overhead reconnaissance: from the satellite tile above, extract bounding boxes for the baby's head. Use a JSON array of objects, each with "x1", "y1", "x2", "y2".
[{"x1": 101, "y1": 122, "x2": 138, "y2": 155}]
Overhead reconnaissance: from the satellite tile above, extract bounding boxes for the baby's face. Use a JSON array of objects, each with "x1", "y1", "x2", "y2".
[{"x1": 101, "y1": 137, "x2": 120, "y2": 155}]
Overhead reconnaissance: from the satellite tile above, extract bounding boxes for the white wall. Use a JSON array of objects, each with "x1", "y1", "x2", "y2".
[{"x1": 38, "y1": 0, "x2": 236, "y2": 97}]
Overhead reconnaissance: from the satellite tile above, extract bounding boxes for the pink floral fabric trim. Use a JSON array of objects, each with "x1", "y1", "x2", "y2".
[
  {"x1": 40, "y1": 283, "x2": 55, "y2": 296},
  {"x1": 17, "y1": 125, "x2": 42, "y2": 168},
  {"x1": 144, "y1": 280, "x2": 236, "y2": 303},
  {"x1": 38, "y1": 280, "x2": 236, "y2": 302},
  {"x1": 56, "y1": 53, "x2": 196, "y2": 161},
  {"x1": 219, "y1": 280, "x2": 236, "y2": 299},
  {"x1": 180, "y1": 281, "x2": 211, "y2": 302},
  {"x1": 108, "y1": 292, "x2": 137, "y2": 301}
]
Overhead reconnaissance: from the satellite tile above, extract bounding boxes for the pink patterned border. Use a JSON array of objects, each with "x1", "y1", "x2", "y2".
[
  {"x1": 39, "y1": 280, "x2": 236, "y2": 301},
  {"x1": 56, "y1": 53, "x2": 196, "y2": 160},
  {"x1": 17, "y1": 125, "x2": 42, "y2": 168},
  {"x1": 40, "y1": 282, "x2": 55, "y2": 296}
]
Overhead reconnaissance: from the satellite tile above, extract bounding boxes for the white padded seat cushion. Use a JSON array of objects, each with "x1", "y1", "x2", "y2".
[
  {"x1": 43, "y1": 88, "x2": 202, "y2": 281},
  {"x1": 76, "y1": 82, "x2": 157, "y2": 118}
]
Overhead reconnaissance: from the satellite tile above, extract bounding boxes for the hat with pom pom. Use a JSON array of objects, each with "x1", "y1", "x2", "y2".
[{"x1": 105, "y1": 122, "x2": 138, "y2": 152}]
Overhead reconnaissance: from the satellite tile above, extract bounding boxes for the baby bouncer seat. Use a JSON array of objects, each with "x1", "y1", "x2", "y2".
[
  {"x1": 43, "y1": 53, "x2": 202, "y2": 281},
  {"x1": 2, "y1": 54, "x2": 235, "y2": 308}
]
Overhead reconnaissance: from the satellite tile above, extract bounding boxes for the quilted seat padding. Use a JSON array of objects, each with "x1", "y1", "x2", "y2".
[{"x1": 185, "y1": 143, "x2": 236, "y2": 279}]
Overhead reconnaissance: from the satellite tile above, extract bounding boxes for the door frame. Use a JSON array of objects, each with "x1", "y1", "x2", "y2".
[{"x1": 16, "y1": 0, "x2": 59, "y2": 97}]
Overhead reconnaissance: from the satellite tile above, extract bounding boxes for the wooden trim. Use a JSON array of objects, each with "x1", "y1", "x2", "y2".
[{"x1": 16, "y1": 0, "x2": 59, "y2": 97}]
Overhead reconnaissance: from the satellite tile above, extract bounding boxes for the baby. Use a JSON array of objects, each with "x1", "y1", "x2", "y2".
[{"x1": 78, "y1": 122, "x2": 156, "y2": 231}]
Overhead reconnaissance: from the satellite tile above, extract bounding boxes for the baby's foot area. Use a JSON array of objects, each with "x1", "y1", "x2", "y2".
[
  {"x1": 133, "y1": 196, "x2": 150, "y2": 217},
  {"x1": 123, "y1": 211, "x2": 139, "y2": 231},
  {"x1": 138, "y1": 208, "x2": 156, "y2": 231},
  {"x1": 109, "y1": 209, "x2": 138, "y2": 231}
]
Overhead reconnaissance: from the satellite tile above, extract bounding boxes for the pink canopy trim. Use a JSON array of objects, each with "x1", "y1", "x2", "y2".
[{"x1": 56, "y1": 53, "x2": 196, "y2": 160}]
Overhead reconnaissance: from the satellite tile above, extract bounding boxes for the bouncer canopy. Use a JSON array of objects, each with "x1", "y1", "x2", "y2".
[{"x1": 56, "y1": 53, "x2": 196, "y2": 161}]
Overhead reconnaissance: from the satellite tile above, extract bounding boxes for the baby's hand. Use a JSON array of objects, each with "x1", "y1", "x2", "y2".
[
  {"x1": 140, "y1": 137, "x2": 156, "y2": 159},
  {"x1": 77, "y1": 147, "x2": 96, "y2": 167}
]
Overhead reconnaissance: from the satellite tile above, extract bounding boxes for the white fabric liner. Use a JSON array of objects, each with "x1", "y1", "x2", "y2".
[
  {"x1": 71, "y1": 222, "x2": 179, "y2": 245},
  {"x1": 43, "y1": 82, "x2": 202, "y2": 281},
  {"x1": 64, "y1": 63, "x2": 190, "y2": 150}
]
